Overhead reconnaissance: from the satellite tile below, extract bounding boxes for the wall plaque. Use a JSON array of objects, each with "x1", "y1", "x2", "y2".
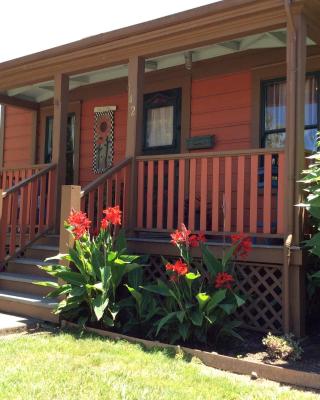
[
  {"x1": 93, "y1": 106, "x2": 116, "y2": 174},
  {"x1": 186, "y1": 135, "x2": 215, "y2": 150}
]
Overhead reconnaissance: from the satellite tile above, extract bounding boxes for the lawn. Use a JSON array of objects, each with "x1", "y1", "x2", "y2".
[{"x1": 0, "y1": 329, "x2": 318, "y2": 400}]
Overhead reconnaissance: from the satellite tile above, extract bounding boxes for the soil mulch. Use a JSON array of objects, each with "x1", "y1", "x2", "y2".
[{"x1": 217, "y1": 328, "x2": 320, "y2": 374}]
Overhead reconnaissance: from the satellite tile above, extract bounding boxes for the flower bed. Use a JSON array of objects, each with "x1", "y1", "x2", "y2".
[{"x1": 37, "y1": 207, "x2": 249, "y2": 346}]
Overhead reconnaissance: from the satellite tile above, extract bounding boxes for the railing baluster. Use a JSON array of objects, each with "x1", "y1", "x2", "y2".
[
  {"x1": 200, "y1": 158, "x2": 208, "y2": 232},
  {"x1": 47, "y1": 169, "x2": 55, "y2": 228},
  {"x1": 9, "y1": 191, "x2": 18, "y2": 254},
  {"x1": 277, "y1": 153, "x2": 285, "y2": 234},
  {"x1": 39, "y1": 174, "x2": 46, "y2": 231},
  {"x1": 263, "y1": 153, "x2": 272, "y2": 234},
  {"x1": 224, "y1": 157, "x2": 232, "y2": 232},
  {"x1": 157, "y1": 160, "x2": 164, "y2": 230},
  {"x1": 114, "y1": 172, "x2": 121, "y2": 206},
  {"x1": 188, "y1": 159, "x2": 196, "y2": 231},
  {"x1": 97, "y1": 184, "x2": 104, "y2": 222},
  {"x1": 167, "y1": 160, "x2": 174, "y2": 230},
  {"x1": 250, "y1": 155, "x2": 258, "y2": 233},
  {"x1": 146, "y1": 161, "x2": 154, "y2": 229},
  {"x1": 19, "y1": 185, "x2": 29, "y2": 249},
  {"x1": 0, "y1": 195, "x2": 8, "y2": 262},
  {"x1": 137, "y1": 161, "x2": 144, "y2": 229},
  {"x1": 29, "y1": 179, "x2": 38, "y2": 241},
  {"x1": 177, "y1": 159, "x2": 185, "y2": 228},
  {"x1": 88, "y1": 191, "x2": 95, "y2": 229},
  {"x1": 236, "y1": 155, "x2": 245, "y2": 232},
  {"x1": 122, "y1": 164, "x2": 131, "y2": 227},
  {"x1": 212, "y1": 157, "x2": 220, "y2": 232}
]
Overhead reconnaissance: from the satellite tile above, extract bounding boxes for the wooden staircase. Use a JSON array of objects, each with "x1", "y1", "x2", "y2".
[{"x1": 0, "y1": 234, "x2": 60, "y2": 323}]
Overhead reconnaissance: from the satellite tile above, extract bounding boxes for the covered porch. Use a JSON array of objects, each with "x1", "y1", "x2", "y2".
[{"x1": 0, "y1": 0, "x2": 320, "y2": 335}]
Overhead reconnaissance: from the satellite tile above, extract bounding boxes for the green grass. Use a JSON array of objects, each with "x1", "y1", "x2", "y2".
[{"x1": 0, "y1": 329, "x2": 318, "y2": 400}]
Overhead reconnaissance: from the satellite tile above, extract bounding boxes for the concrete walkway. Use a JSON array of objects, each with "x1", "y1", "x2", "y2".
[{"x1": 0, "y1": 313, "x2": 38, "y2": 335}]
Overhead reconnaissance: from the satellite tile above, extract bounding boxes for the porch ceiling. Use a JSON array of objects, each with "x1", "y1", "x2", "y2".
[{"x1": 1, "y1": 29, "x2": 316, "y2": 104}]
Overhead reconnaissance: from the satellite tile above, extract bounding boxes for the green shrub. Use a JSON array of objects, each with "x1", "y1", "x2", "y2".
[{"x1": 262, "y1": 332, "x2": 303, "y2": 361}]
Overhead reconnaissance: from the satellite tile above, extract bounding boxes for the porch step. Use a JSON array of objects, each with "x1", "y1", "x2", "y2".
[
  {"x1": 25, "y1": 244, "x2": 59, "y2": 260},
  {"x1": 6, "y1": 258, "x2": 53, "y2": 277},
  {"x1": 0, "y1": 290, "x2": 58, "y2": 323},
  {"x1": 36, "y1": 235, "x2": 60, "y2": 247},
  {"x1": 0, "y1": 273, "x2": 57, "y2": 297}
]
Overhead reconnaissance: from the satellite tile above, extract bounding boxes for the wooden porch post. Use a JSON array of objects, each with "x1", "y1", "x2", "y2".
[
  {"x1": 0, "y1": 105, "x2": 5, "y2": 168},
  {"x1": 59, "y1": 185, "x2": 81, "y2": 265},
  {"x1": 125, "y1": 56, "x2": 144, "y2": 232},
  {"x1": 283, "y1": 9, "x2": 307, "y2": 336},
  {"x1": 52, "y1": 73, "x2": 69, "y2": 231}
]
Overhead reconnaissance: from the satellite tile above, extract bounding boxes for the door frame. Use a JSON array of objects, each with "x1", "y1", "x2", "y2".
[{"x1": 39, "y1": 101, "x2": 81, "y2": 184}]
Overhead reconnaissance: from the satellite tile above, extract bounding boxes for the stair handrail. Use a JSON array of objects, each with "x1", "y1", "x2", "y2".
[
  {"x1": 0, "y1": 163, "x2": 50, "y2": 173},
  {"x1": 2, "y1": 163, "x2": 56, "y2": 198},
  {"x1": 0, "y1": 163, "x2": 57, "y2": 268},
  {"x1": 81, "y1": 157, "x2": 132, "y2": 197}
]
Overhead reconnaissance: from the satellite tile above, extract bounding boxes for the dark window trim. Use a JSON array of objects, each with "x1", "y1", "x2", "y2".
[
  {"x1": 142, "y1": 87, "x2": 181, "y2": 155},
  {"x1": 260, "y1": 71, "x2": 320, "y2": 148}
]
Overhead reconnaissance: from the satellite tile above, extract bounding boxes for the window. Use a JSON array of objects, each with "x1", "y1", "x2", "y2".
[
  {"x1": 143, "y1": 88, "x2": 181, "y2": 154},
  {"x1": 261, "y1": 74, "x2": 319, "y2": 151}
]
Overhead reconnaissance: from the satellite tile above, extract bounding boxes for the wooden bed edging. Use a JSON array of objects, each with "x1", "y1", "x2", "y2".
[{"x1": 61, "y1": 320, "x2": 320, "y2": 391}]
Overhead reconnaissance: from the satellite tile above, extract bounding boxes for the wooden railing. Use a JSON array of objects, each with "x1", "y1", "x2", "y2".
[
  {"x1": 81, "y1": 158, "x2": 132, "y2": 232},
  {"x1": 0, "y1": 164, "x2": 49, "y2": 190},
  {"x1": 136, "y1": 149, "x2": 285, "y2": 237},
  {"x1": 0, "y1": 164, "x2": 56, "y2": 267}
]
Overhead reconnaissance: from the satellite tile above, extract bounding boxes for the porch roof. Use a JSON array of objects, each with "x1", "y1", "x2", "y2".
[{"x1": 0, "y1": 0, "x2": 318, "y2": 93}]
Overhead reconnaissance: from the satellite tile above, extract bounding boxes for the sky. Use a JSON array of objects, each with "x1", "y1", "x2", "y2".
[{"x1": 0, "y1": 0, "x2": 219, "y2": 63}]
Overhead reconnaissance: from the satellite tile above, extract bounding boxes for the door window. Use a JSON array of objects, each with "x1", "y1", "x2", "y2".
[{"x1": 44, "y1": 113, "x2": 76, "y2": 184}]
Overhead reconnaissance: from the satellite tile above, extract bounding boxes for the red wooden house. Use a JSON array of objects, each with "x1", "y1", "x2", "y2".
[{"x1": 0, "y1": 0, "x2": 319, "y2": 336}]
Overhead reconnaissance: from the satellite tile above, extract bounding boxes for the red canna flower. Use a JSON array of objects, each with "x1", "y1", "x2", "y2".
[
  {"x1": 231, "y1": 234, "x2": 252, "y2": 260},
  {"x1": 165, "y1": 259, "x2": 189, "y2": 277},
  {"x1": 67, "y1": 210, "x2": 91, "y2": 240},
  {"x1": 214, "y1": 272, "x2": 235, "y2": 289},
  {"x1": 170, "y1": 224, "x2": 206, "y2": 248},
  {"x1": 101, "y1": 205, "x2": 122, "y2": 228},
  {"x1": 189, "y1": 235, "x2": 200, "y2": 248},
  {"x1": 170, "y1": 223, "x2": 191, "y2": 246},
  {"x1": 197, "y1": 232, "x2": 207, "y2": 244}
]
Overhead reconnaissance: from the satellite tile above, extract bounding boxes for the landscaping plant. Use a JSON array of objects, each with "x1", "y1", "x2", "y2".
[
  {"x1": 262, "y1": 332, "x2": 303, "y2": 361},
  {"x1": 137, "y1": 224, "x2": 249, "y2": 345},
  {"x1": 35, "y1": 206, "x2": 141, "y2": 328},
  {"x1": 298, "y1": 137, "x2": 320, "y2": 302}
]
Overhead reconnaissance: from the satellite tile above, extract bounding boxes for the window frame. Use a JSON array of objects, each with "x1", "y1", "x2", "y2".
[
  {"x1": 142, "y1": 87, "x2": 182, "y2": 155},
  {"x1": 260, "y1": 72, "x2": 320, "y2": 149}
]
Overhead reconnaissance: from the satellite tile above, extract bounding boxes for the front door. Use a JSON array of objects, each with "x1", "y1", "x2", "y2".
[{"x1": 44, "y1": 113, "x2": 76, "y2": 185}]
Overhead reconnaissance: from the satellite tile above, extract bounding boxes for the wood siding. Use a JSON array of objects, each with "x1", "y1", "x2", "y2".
[
  {"x1": 2, "y1": 70, "x2": 253, "y2": 183},
  {"x1": 3, "y1": 106, "x2": 34, "y2": 167},
  {"x1": 79, "y1": 94, "x2": 128, "y2": 186},
  {"x1": 191, "y1": 71, "x2": 252, "y2": 150}
]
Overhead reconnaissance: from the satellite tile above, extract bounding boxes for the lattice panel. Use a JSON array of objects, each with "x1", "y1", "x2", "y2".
[
  {"x1": 144, "y1": 255, "x2": 170, "y2": 282},
  {"x1": 234, "y1": 262, "x2": 282, "y2": 332},
  {"x1": 144, "y1": 255, "x2": 283, "y2": 333}
]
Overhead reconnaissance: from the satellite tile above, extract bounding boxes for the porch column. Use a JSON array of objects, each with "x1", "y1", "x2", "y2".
[
  {"x1": 125, "y1": 56, "x2": 144, "y2": 231},
  {"x1": 0, "y1": 105, "x2": 5, "y2": 168},
  {"x1": 52, "y1": 73, "x2": 69, "y2": 231},
  {"x1": 283, "y1": 10, "x2": 307, "y2": 336}
]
